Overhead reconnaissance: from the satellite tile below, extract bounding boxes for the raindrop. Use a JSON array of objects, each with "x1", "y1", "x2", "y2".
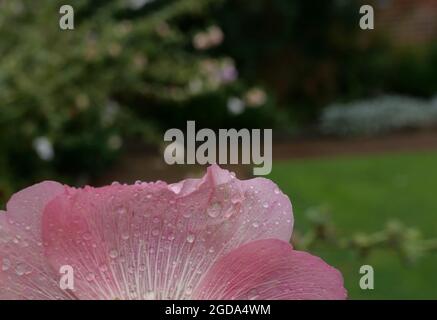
[
  {"x1": 248, "y1": 289, "x2": 259, "y2": 300},
  {"x1": 183, "y1": 211, "x2": 192, "y2": 219},
  {"x1": 109, "y1": 249, "x2": 119, "y2": 259},
  {"x1": 117, "y1": 207, "x2": 127, "y2": 215},
  {"x1": 99, "y1": 265, "x2": 108, "y2": 273},
  {"x1": 85, "y1": 273, "x2": 95, "y2": 282},
  {"x1": 83, "y1": 232, "x2": 92, "y2": 241},
  {"x1": 186, "y1": 234, "x2": 195, "y2": 244},
  {"x1": 207, "y1": 202, "x2": 221, "y2": 218},
  {"x1": 152, "y1": 229, "x2": 160, "y2": 237},
  {"x1": 1, "y1": 258, "x2": 11, "y2": 271},
  {"x1": 185, "y1": 286, "x2": 193, "y2": 296},
  {"x1": 252, "y1": 221, "x2": 260, "y2": 228},
  {"x1": 274, "y1": 188, "x2": 280, "y2": 195},
  {"x1": 262, "y1": 202, "x2": 269, "y2": 209},
  {"x1": 15, "y1": 264, "x2": 26, "y2": 276}
]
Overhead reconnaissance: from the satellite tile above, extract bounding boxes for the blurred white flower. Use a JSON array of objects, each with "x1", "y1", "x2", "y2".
[
  {"x1": 219, "y1": 61, "x2": 238, "y2": 84},
  {"x1": 208, "y1": 26, "x2": 224, "y2": 47},
  {"x1": 133, "y1": 53, "x2": 148, "y2": 70},
  {"x1": 189, "y1": 79, "x2": 203, "y2": 94},
  {"x1": 155, "y1": 22, "x2": 172, "y2": 38},
  {"x1": 245, "y1": 88, "x2": 267, "y2": 107},
  {"x1": 227, "y1": 97, "x2": 245, "y2": 115},
  {"x1": 33, "y1": 137, "x2": 54, "y2": 161},
  {"x1": 193, "y1": 25, "x2": 224, "y2": 50},
  {"x1": 108, "y1": 135, "x2": 123, "y2": 150},
  {"x1": 117, "y1": 21, "x2": 133, "y2": 36},
  {"x1": 108, "y1": 43, "x2": 122, "y2": 57},
  {"x1": 193, "y1": 33, "x2": 210, "y2": 50},
  {"x1": 75, "y1": 94, "x2": 90, "y2": 110}
]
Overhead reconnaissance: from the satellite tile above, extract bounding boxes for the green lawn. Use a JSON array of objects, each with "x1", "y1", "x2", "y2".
[{"x1": 268, "y1": 151, "x2": 437, "y2": 299}]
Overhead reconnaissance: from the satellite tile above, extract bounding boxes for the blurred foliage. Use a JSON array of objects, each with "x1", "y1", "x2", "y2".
[
  {"x1": 217, "y1": 0, "x2": 437, "y2": 122},
  {"x1": 0, "y1": 0, "x2": 274, "y2": 204},
  {"x1": 216, "y1": 0, "x2": 392, "y2": 122},
  {"x1": 386, "y1": 44, "x2": 437, "y2": 97},
  {"x1": 294, "y1": 207, "x2": 437, "y2": 266},
  {"x1": 1, "y1": 0, "x2": 437, "y2": 205}
]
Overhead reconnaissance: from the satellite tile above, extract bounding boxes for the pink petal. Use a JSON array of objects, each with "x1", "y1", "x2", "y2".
[
  {"x1": 42, "y1": 165, "x2": 293, "y2": 299},
  {"x1": 193, "y1": 239, "x2": 347, "y2": 300},
  {"x1": 0, "y1": 182, "x2": 74, "y2": 300}
]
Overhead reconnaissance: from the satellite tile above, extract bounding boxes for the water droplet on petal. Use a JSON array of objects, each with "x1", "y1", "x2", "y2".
[
  {"x1": 83, "y1": 232, "x2": 92, "y2": 241},
  {"x1": 85, "y1": 273, "x2": 95, "y2": 282},
  {"x1": 15, "y1": 264, "x2": 25, "y2": 276},
  {"x1": 186, "y1": 234, "x2": 195, "y2": 244},
  {"x1": 99, "y1": 264, "x2": 108, "y2": 273},
  {"x1": 207, "y1": 202, "x2": 221, "y2": 218},
  {"x1": 248, "y1": 289, "x2": 259, "y2": 300},
  {"x1": 117, "y1": 207, "x2": 127, "y2": 215},
  {"x1": 183, "y1": 211, "x2": 192, "y2": 218},
  {"x1": 1, "y1": 258, "x2": 11, "y2": 271},
  {"x1": 185, "y1": 286, "x2": 193, "y2": 296},
  {"x1": 109, "y1": 250, "x2": 119, "y2": 259}
]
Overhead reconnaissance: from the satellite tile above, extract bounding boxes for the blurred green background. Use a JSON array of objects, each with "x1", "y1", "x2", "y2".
[{"x1": 1, "y1": 0, "x2": 437, "y2": 299}]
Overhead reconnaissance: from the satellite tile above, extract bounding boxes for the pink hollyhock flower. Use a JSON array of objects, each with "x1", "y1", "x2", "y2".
[{"x1": 0, "y1": 165, "x2": 346, "y2": 300}]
